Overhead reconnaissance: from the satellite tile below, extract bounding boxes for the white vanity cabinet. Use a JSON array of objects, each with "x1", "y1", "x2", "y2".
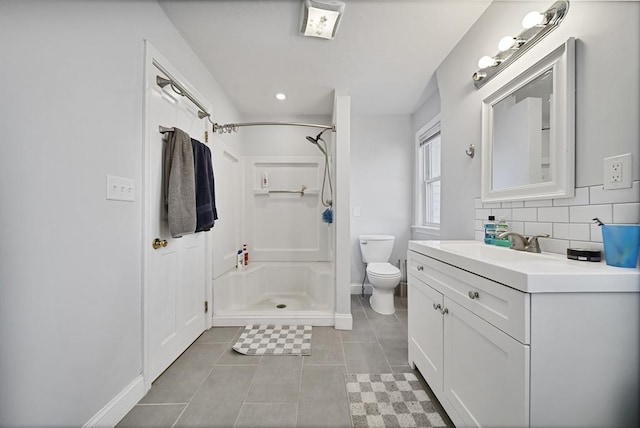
[
  {"x1": 408, "y1": 240, "x2": 640, "y2": 428},
  {"x1": 408, "y1": 250, "x2": 529, "y2": 427}
]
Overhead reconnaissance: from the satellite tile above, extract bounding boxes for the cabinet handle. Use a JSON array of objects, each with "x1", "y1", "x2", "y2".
[
  {"x1": 417, "y1": 265, "x2": 424, "y2": 271},
  {"x1": 433, "y1": 303, "x2": 441, "y2": 311},
  {"x1": 468, "y1": 291, "x2": 479, "y2": 300},
  {"x1": 440, "y1": 307, "x2": 449, "y2": 315}
]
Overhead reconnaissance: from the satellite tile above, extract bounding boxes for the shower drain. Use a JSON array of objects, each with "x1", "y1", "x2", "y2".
[{"x1": 276, "y1": 304, "x2": 287, "y2": 309}]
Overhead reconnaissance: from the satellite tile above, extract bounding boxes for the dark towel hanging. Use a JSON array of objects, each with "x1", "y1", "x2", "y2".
[{"x1": 191, "y1": 138, "x2": 218, "y2": 232}]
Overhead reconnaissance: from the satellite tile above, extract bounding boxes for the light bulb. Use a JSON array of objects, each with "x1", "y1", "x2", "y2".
[
  {"x1": 522, "y1": 11, "x2": 544, "y2": 29},
  {"x1": 498, "y1": 36, "x2": 516, "y2": 52},
  {"x1": 477, "y1": 56, "x2": 497, "y2": 69},
  {"x1": 275, "y1": 93, "x2": 287, "y2": 101}
]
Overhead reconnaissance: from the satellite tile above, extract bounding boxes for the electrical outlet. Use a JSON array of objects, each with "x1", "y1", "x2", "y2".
[
  {"x1": 106, "y1": 175, "x2": 135, "y2": 201},
  {"x1": 603, "y1": 153, "x2": 632, "y2": 190},
  {"x1": 611, "y1": 162, "x2": 622, "y2": 182}
]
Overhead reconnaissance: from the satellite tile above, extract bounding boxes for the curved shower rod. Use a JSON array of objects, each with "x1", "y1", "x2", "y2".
[
  {"x1": 212, "y1": 121, "x2": 336, "y2": 135},
  {"x1": 155, "y1": 76, "x2": 336, "y2": 135}
]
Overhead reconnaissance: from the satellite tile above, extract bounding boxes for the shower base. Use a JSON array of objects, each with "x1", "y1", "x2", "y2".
[{"x1": 212, "y1": 262, "x2": 335, "y2": 327}]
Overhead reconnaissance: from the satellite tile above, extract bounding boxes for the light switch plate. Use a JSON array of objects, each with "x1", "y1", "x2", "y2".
[
  {"x1": 106, "y1": 175, "x2": 135, "y2": 201},
  {"x1": 603, "y1": 153, "x2": 632, "y2": 190}
]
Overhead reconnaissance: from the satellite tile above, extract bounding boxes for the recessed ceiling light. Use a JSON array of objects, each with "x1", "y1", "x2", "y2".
[{"x1": 275, "y1": 93, "x2": 287, "y2": 101}]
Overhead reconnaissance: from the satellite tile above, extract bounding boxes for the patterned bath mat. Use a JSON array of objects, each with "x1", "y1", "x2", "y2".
[
  {"x1": 345, "y1": 373, "x2": 446, "y2": 427},
  {"x1": 232, "y1": 325, "x2": 312, "y2": 356}
]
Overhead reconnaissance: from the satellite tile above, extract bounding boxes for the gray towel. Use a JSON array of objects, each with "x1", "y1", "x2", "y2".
[{"x1": 163, "y1": 128, "x2": 196, "y2": 238}]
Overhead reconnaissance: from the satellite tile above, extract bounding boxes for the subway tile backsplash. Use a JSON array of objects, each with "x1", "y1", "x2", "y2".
[{"x1": 474, "y1": 181, "x2": 640, "y2": 255}]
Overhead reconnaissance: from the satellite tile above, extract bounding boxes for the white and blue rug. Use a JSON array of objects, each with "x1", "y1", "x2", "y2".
[
  {"x1": 232, "y1": 325, "x2": 312, "y2": 356},
  {"x1": 345, "y1": 373, "x2": 446, "y2": 427}
]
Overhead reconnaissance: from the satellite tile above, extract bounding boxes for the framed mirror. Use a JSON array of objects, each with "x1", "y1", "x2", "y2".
[{"x1": 481, "y1": 37, "x2": 575, "y2": 202}]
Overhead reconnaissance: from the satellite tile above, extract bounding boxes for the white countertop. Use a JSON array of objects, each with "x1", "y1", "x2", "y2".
[{"x1": 409, "y1": 240, "x2": 640, "y2": 293}]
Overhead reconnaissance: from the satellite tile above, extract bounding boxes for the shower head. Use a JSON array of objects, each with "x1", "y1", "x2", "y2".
[{"x1": 306, "y1": 131, "x2": 328, "y2": 156}]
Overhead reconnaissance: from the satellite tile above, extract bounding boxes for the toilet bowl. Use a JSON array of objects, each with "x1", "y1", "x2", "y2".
[
  {"x1": 359, "y1": 235, "x2": 401, "y2": 315},
  {"x1": 366, "y1": 263, "x2": 401, "y2": 315}
]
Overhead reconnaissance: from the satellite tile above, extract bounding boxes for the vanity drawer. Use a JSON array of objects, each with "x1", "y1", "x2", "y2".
[{"x1": 408, "y1": 250, "x2": 530, "y2": 344}]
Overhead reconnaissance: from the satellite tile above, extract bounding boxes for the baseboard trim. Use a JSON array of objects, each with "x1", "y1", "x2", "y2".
[
  {"x1": 83, "y1": 374, "x2": 145, "y2": 428},
  {"x1": 212, "y1": 313, "x2": 334, "y2": 327},
  {"x1": 334, "y1": 313, "x2": 353, "y2": 330},
  {"x1": 350, "y1": 282, "x2": 372, "y2": 295}
]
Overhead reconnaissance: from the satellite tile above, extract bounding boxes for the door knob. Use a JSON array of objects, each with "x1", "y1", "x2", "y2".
[
  {"x1": 468, "y1": 291, "x2": 479, "y2": 300},
  {"x1": 152, "y1": 238, "x2": 168, "y2": 249}
]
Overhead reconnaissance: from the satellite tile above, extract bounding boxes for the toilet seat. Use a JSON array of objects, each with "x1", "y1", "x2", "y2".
[{"x1": 367, "y1": 263, "x2": 401, "y2": 278}]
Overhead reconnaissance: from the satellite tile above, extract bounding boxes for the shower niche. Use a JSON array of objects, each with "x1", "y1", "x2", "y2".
[{"x1": 246, "y1": 157, "x2": 330, "y2": 262}]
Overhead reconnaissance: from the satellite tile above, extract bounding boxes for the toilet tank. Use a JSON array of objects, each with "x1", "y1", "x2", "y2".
[{"x1": 359, "y1": 235, "x2": 395, "y2": 263}]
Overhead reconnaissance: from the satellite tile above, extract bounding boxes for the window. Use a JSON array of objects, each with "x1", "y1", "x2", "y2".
[{"x1": 417, "y1": 121, "x2": 441, "y2": 227}]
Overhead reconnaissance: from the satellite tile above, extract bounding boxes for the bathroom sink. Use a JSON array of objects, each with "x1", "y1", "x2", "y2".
[{"x1": 408, "y1": 240, "x2": 640, "y2": 293}]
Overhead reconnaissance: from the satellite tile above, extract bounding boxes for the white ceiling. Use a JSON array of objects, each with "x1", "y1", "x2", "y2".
[{"x1": 160, "y1": 0, "x2": 491, "y2": 117}]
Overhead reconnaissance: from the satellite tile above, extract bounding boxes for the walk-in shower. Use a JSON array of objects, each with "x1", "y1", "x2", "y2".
[{"x1": 212, "y1": 122, "x2": 336, "y2": 326}]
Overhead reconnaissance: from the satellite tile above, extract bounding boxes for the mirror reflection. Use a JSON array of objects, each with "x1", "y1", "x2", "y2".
[{"x1": 492, "y1": 69, "x2": 553, "y2": 190}]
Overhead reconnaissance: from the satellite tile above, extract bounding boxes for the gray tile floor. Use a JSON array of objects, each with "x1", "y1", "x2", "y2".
[{"x1": 118, "y1": 294, "x2": 453, "y2": 428}]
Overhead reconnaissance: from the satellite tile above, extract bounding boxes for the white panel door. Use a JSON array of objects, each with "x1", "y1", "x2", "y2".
[
  {"x1": 443, "y1": 298, "x2": 529, "y2": 428},
  {"x1": 144, "y1": 51, "x2": 208, "y2": 383},
  {"x1": 407, "y1": 276, "x2": 444, "y2": 393}
]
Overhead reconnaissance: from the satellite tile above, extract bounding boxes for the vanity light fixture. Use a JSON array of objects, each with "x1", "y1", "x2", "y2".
[
  {"x1": 300, "y1": 0, "x2": 345, "y2": 40},
  {"x1": 472, "y1": 0, "x2": 569, "y2": 88}
]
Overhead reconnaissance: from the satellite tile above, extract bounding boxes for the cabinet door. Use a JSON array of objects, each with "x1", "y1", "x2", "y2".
[
  {"x1": 408, "y1": 276, "x2": 444, "y2": 393},
  {"x1": 443, "y1": 298, "x2": 529, "y2": 428}
]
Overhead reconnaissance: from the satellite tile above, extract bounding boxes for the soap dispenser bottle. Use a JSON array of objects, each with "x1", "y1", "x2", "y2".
[
  {"x1": 494, "y1": 217, "x2": 511, "y2": 247},
  {"x1": 484, "y1": 215, "x2": 496, "y2": 244}
]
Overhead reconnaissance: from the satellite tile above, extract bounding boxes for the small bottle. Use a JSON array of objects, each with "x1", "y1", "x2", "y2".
[
  {"x1": 484, "y1": 215, "x2": 496, "y2": 245},
  {"x1": 243, "y1": 244, "x2": 249, "y2": 266},
  {"x1": 494, "y1": 217, "x2": 511, "y2": 247},
  {"x1": 237, "y1": 250, "x2": 243, "y2": 269}
]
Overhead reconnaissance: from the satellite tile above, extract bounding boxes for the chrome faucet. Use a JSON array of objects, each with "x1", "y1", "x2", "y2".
[{"x1": 497, "y1": 232, "x2": 550, "y2": 253}]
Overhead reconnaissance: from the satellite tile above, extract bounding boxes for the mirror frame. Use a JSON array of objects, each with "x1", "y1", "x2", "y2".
[{"x1": 481, "y1": 37, "x2": 575, "y2": 203}]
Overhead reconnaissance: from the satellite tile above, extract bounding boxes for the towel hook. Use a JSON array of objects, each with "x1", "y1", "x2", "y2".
[{"x1": 465, "y1": 144, "x2": 475, "y2": 158}]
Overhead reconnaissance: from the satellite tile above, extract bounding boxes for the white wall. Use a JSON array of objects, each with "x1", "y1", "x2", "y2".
[
  {"x1": 412, "y1": 76, "x2": 441, "y2": 134},
  {"x1": 350, "y1": 115, "x2": 413, "y2": 284},
  {"x1": 433, "y1": 1, "x2": 640, "y2": 242},
  {"x1": 0, "y1": 0, "x2": 241, "y2": 426},
  {"x1": 334, "y1": 93, "x2": 352, "y2": 329}
]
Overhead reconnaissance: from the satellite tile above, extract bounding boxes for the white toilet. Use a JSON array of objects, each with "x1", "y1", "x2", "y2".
[{"x1": 359, "y1": 234, "x2": 402, "y2": 315}]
